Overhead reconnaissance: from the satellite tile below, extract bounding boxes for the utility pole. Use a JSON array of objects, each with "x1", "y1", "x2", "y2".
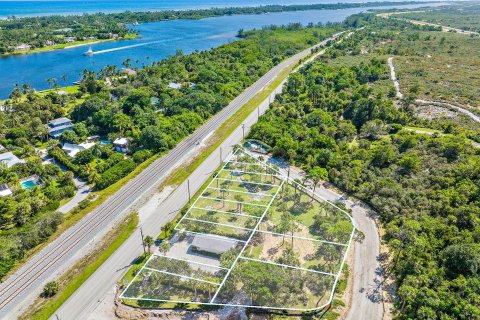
[
  {"x1": 242, "y1": 123, "x2": 245, "y2": 142},
  {"x1": 187, "y1": 179, "x2": 191, "y2": 203},
  {"x1": 288, "y1": 166, "x2": 290, "y2": 178},
  {"x1": 257, "y1": 105, "x2": 260, "y2": 119},
  {"x1": 140, "y1": 227, "x2": 146, "y2": 255},
  {"x1": 219, "y1": 147, "x2": 222, "y2": 165}
]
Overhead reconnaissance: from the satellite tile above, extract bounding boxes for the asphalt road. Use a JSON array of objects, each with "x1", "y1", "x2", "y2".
[{"x1": 0, "y1": 35, "x2": 341, "y2": 320}]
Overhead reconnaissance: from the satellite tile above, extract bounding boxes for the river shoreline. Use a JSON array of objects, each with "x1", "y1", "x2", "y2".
[{"x1": 1, "y1": 34, "x2": 139, "y2": 57}]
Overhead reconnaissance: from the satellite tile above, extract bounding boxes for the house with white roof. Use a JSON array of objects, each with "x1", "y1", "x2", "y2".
[
  {"x1": 62, "y1": 142, "x2": 96, "y2": 158},
  {"x1": 191, "y1": 234, "x2": 238, "y2": 255},
  {"x1": 0, "y1": 184, "x2": 12, "y2": 197},
  {"x1": 113, "y1": 138, "x2": 129, "y2": 153},
  {"x1": 46, "y1": 117, "x2": 74, "y2": 138},
  {"x1": 0, "y1": 152, "x2": 25, "y2": 168}
]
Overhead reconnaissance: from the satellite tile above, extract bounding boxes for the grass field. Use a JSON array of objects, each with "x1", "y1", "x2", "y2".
[
  {"x1": 395, "y1": 5, "x2": 480, "y2": 33},
  {"x1": 387, "y1": 30, "x2": 480, "y2": 106}
]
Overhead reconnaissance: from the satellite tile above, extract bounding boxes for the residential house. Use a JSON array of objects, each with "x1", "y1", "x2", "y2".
[
  {"x1": 47, "y1": 117, "x2": 74, "y2": 138},
  {"x1": 122, "y1": 68, "x2": 137, "y2": 76},
  {"x1": 0, "y1": 184, "x2": 12, "y2": 197},
  {"x1": 64, "y1": 37, "x2": 76, "y2": 43},
  {"x1": 15, "y1": 44, "x2": 31, "y2": 51},
  {"x1": 62, "y1": 142, "x2": 96, "y2": 158},
  {"x1": 113, "y1": 138, "x2": 129, "y2": 153},
  {"x1": 0, "y1": 152, "x2": 25, "y2": 168}
]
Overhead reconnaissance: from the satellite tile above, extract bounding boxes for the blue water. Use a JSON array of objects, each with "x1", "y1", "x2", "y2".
[
  {"x1": 0, "y1": 2, "x2": 443, "y2": 98},
  {"x1": 21, "y1": 180, "x2": 37, "y2": 189},
  {"x1": 0, "y1": 0, "x2": 433, "y2": 18}
]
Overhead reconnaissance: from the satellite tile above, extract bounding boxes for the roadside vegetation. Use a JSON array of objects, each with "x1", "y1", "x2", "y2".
[
  {"x1": 247, "y1": 14, "x2": 480, "y2": 319},
  {"x1": 19, "y1": 212, "x2": 138, "y2": 320}
]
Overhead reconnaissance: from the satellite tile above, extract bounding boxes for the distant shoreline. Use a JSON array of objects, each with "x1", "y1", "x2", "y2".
[
  {"x1": 1, "y1": 34, "x2": 139, "y2": 57},
  {"x1": 0, "y1": 1, "x2": 444, "y2": 19}
]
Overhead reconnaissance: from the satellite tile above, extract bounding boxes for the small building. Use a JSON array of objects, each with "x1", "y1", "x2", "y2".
[
  {"x1": 0, "y1": 184, "x2": 12, "y2": 197},
  {"x1": 191, "y1": 234, "x2": 237, "y2": 255},
  {"x1": 62, "y1": 142, "x2": 95, "y2": 158},
  {"x1": 113, "y1": 138, "x2": 128, "y2": 153},
  {"x1": 122, "y1": 68, "x2": 137, "y2": 76},
  {"x1": 47, "y1": 117, "x2": 74, "y2": 138},
  {"x1": 86, "y1": 135, "x2": 100, "y2": 143},
  {"x1": 0, "y1": 144, "x2": 5, "y2": 151},
  {"x1": 64, "y1": 37, "x2": 75, "y2": 43},
  {"x1": 0, "y1": 152, "x2": 25, "y2": 168},
  {"x1": 15, "y1": 44, "x2": 31, "y2": 51},
  {"x1": 168, "y1": 82, "x2": 182, "y2": 90}
]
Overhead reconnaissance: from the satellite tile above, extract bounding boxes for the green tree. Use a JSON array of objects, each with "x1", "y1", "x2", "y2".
[
  {"x1": 42, "y1": 281, "x2": 59, "y2": 297},
  {"x1": 143, "y1": 235, "x2": 154, "y2": 254}
]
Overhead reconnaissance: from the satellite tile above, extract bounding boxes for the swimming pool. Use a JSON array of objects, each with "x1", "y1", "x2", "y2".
[{"x1": 21, "y1": 180, "x2": 38, "y2": 189}]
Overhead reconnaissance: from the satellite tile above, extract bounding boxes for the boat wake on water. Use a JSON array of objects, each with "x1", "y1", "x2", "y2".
[{"x1": 88, "y1": 37, "x2": 186, "y2": 55}]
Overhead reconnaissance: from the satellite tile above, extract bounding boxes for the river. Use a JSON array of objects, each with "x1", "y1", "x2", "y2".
[{"x1": 0, "y1": 2, "x2": 443, "y2": 98}]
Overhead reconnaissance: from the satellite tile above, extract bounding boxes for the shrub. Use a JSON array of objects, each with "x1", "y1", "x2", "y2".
[
  {"x1": 132, "y1": 149, "x2": 153, "y2": 164},
  {"x1": 96, "y1": 159, "x2": 136, "y2": 189},
  {"x1": 48, "y1": 148, "x2": 79, "y2": 174},
  {"x1": 42, "y1": 281, "x2": 59, "y2": 297}
]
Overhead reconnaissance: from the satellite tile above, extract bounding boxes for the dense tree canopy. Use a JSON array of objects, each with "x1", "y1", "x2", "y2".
[{"x1": 249, "y1": 21, "x2": 480, "y2": 319}]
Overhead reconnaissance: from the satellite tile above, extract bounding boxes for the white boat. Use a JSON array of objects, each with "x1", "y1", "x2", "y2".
[{"x1": 83, "y1": 46, "x2": 94, "y2": 56}]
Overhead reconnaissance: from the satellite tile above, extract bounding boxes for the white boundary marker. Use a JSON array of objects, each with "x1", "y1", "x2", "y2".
[
  {"x1": 210, "y1": 178, "x2": 286, "y2": 303},
  {"x1": 191, "y1": 206, "x2": 262, "y2": 219},
  {"x1": 206, "y1": 186, "x2": 275, "y2": 198},
  {"x1": 183, "y1": 217, "x2": 256, "y2": 231},
  {"x1": 226, "y1": 161, "x2": 266, "y2": 168},
  {"x1": 215, "y1": 177, "x2": 280, "y2": 188},
  {"x1": 198, "y1": 195, "x2": 268, "y2": 208},
  {"x1": 152, "y1": 254, "x2": 230, "y2": 270},
  {"x1": 143, "y1": 267, "x2": 222, "y2": 286},
  {"x1": 173, "y1": 229, "x2": 247, "y2": 243},
  {"x1": 257, "y1": 230, "x2": 348, "y2": 247},
  {"x1": 239, "y1": 256, "x2": 336, "y2": 277},
  {"x1": 220, "y1": 168, "x2": 283, "y2": 178},
  {"x1": 242, "y1": 150, "x2": 355, "y2": 222},
  {"x1": 122, "y1": 145, "x2": 356, "y2": 312}
]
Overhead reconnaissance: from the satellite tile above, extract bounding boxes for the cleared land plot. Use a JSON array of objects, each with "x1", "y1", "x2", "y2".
[
  {"x1": 145, "y1": 255, "x2": 226, "y2": 283},
  {"x1": 122, "y1": 268, "x2": 220, "y2": 303},
  {"x1": 187, "y1": 207, "x2": 259, "y2": 229},
  {"x1": 212, "y1": 259, "x2": 335, "y2": 310},
  {"x1": 259, "y1": 181, "x2": 352, "y2": 244},
  {"x1": 243, "y1": 231, "x2": 346, "y2": 274},
  {"x1": 122, "y1": 148, "x2": 354, "y2": 311},
  {"x1": 176, "y1": 219, "x2": 252, "y2": 241}
]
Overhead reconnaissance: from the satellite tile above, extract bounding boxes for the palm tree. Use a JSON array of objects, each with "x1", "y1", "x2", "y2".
[
  {"x1": 143, "y1": 235, "x2": 154, "y2": 253},
  {"x1": 61, "y1": 74, "x2": 67, "y2": 84},
  {"x1": 159, "y1": 241, "x2": 170, "y2": 256},
  {"x1": 122, "y1": 58, "x2": 132, "y2": 69},
  {"x1": 307, "y1": 166, "x2": 327, "y2": 201},
  {"x1": 234, "y1": 194, "x2": 244, "y2": 213},
  {"x1": 22, "y1": 83, "x2": 31, "y2": 94}
]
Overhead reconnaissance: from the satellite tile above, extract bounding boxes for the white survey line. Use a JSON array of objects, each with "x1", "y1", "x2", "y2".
[
  {"x1": 191, "y1": 206, "x2": 262, "y2": 219},
  {"x1": 239, "y1": 256, "x2": 336, "y2": 277},
  {"x1": 209, "y1": 178, "x2": 286, "y2": 303}
]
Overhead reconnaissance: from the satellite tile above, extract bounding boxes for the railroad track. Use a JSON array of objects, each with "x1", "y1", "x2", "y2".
[{"x1": 0, "y1": 38, "x2": 333, "y2": 316}]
